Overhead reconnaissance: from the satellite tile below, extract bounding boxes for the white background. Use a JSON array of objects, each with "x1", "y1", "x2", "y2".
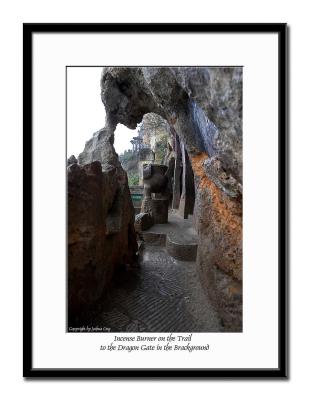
[{"x1": 0, "y1": 0, "x2": 309, "y2": 398}]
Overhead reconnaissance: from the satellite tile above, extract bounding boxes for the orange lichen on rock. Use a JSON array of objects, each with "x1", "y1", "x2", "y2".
[{"x1": 190, "y1": 153, "x2": 242, "y2": 280}]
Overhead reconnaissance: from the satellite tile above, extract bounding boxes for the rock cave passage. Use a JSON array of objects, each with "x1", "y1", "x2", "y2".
[
  {"x1": 68, "y1": 67, "x2": 243, "y2": 332},
  {"x1": 93, "y1": 212, "x2": 220, "y2": 332}
]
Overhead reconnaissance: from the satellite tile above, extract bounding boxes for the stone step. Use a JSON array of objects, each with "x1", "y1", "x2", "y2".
[
  {"x1": 140, "y1": 228, "x2": 198, "y2": 261},
  {"x1": 140, "y1": 232, "x2": 166, "y2": 246},
  {"x1": 166, "y1": 233, "x2": 198, "y2": 261},
  {"x1": 139, "y1": 212, "x2": 198, "y2": 261}
]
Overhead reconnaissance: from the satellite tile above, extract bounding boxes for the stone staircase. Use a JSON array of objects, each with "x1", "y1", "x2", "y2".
[{"x1": 140, "y1": 211, "x2": 198, "y2": 262}]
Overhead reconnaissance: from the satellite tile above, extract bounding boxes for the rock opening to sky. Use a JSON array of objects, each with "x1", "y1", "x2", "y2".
[{"x1": 67, "y1": 67, "x2": 137, "y2": 158}]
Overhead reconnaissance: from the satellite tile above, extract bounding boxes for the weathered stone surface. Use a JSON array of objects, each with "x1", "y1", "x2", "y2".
[
  {"x1": 100, "y1": 67, "x2": 242, "y2": 331},
  {"x1": 203, "y1": 156, "x2": 242, "y2": 198},
  {"x1": 101, "y1": 68, "x2": 159, "y2": 129},
  {"x1": 191, "y1": 153, "x2": 242, "y2": 330},
  {"x1": 164, "y1": 155, "x2": 175, "y2": 207},
  {"x1": 91, "y1": 245, "x2": 220, "y2": 332},
  {"x1": 142, "y1": 164, "x2": 168, "y2": 194},
  {"x1": 166, "y1": 234, "x2": 198, "y2": 262},
  {"x1": 68, "y1": 161, "x2": 137, "y2": 324},
  {"x1": 139, "y1": 163, "x2": 170, "y2": 226},
  {"x1": 141, "y1": 164, "x2": 169, "y2": 215},
  {"x1": 190, "y1": 153, "x2": 242, "y2": 280},
  {"x1": 178, "y1": 142, "x2": 195, "y2": 219},
  {"x1": 151, "y1": 198, "x2": 169, "y2": 224},
  {"x1": 140, "y1": 232, "x2": 167, "y2": 246},
  {"x1": 134, "y1": 212, "x2": 154, "y2": 232},
  {"x1": 101, "y1": 67, "x2": 242, "y2": 181},
  {"x1": 68, "y1": 117, "x2": 138, "y2": 325},
  {"x1": 141, "y1": 113, "x2": 171, "y2": 163},
  {"x1": 172, "y1": 130, "x2": 182, "y2": 209},
  {"x1": 67, "y1": 154, "x2": 77, "y2": 166},
  {"x1": 78, "y1": 116, "x2": 120, "y2": 170}
]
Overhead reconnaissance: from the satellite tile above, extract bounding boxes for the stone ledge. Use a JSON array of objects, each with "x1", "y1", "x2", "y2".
[
  {"x1": 141, "y1": 232, "x2": 167, "y2": 246},
  {"x1": 166, "y1": 234, "x2": 198, "y2": 261}
]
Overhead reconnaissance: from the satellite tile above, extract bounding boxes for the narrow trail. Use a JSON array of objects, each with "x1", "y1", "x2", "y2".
[{"x1": 93, "y1": 215, "x2": 221, "y2": 332}]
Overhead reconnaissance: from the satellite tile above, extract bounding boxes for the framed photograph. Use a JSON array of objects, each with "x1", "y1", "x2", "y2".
[{"x1": 23, "y1": 23, "x2": 288, "y2": 378}]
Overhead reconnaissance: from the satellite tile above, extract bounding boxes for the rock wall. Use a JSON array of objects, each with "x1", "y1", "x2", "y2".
[
  {"x1": 68, "y1": 117, "x2": 137, "y2": 325},
  {"x1": 100, "y1": 67, "x2": 242, "y2": 330},
  {"x1": 141, "y1": 113, "x2": 172, "y2": 163}
]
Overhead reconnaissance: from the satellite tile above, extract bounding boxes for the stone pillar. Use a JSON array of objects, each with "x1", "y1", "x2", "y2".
[
  {"x1": 178, "y1": 142, "x2": 195, "y2": 219},
  {"x1": 172, "y1": 131, "x2": 182, "y2": 209},
  {"x1": 141, "y1": 183, "x2": 153, "y2": 214},
  {"x1": 140, "y1": 164, "x2": 169, "y2": 224},
  {"x1": 138, "y1": 149, "x2": 155, "y2": 186},
  {"x1": 152, "y1": 198, "x2": 169, "y2": 223}
]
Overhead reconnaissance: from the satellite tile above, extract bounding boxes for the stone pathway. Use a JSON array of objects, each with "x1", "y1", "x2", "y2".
[{"x1": 93, "y1": 243, "x2": 221, "y2": 332}]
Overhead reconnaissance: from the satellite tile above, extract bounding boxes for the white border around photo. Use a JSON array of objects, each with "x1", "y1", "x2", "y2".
[{"x1": 31, "y1": 31, "x2": 279, "y2": 370}]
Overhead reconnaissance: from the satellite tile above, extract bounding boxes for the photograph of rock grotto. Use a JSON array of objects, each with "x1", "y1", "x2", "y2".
[{"x1": 67, "y1": 67, "x2": 242, "y2": 333}]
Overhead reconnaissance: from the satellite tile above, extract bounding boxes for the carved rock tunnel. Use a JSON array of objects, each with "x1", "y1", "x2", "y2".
[{"x1": 67, "y1": 67, "x2": 242, "y2": 332}]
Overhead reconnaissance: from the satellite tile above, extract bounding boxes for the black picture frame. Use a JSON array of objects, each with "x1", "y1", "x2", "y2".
[{"x1": 23, "y1": 23, "x2": 288, "y2": 378}]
